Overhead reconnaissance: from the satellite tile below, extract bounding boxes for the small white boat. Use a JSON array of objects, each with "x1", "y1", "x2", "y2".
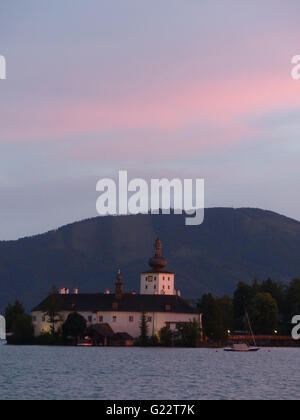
[
  {"x1": 225, "y1": 308, "x2": 260, "y2": 352},
  {"x1": 224, "y1": 343, "x2": 259, "y2": 352}
]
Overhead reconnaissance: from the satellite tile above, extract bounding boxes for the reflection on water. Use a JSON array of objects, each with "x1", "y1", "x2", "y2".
[{"x1": 0, "y1": 346, "x2": 299, "y2": 400}]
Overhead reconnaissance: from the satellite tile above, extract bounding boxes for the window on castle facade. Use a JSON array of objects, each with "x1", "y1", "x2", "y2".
[
  {"x1": 147, "y1": 317, "x2": 152, "y2": 322},
  {"x1": 88, "y1": 316, "x2": 92, "y2": 323},
  {"x1": 99, "y1": 316, "x2": 103, "y2": 323},
  {"x1": 113, "y1": 316, "x2": 117, "y2": 322},
  {"x1": 129, "y1": 316, "x2": 134, "y2": 322}
]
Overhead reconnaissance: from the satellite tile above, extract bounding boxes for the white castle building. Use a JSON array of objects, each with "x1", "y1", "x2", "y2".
[{"x1": 31, "y1": 238, "x2": 201, "y2": 339}]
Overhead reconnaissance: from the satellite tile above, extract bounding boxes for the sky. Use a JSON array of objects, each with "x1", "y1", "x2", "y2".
[{"x1": 0, "y1": 0, "x2": 300, "y2": 240}]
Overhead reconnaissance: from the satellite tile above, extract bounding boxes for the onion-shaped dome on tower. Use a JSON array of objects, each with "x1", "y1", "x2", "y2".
[{"x1": 148, "y1": 238, "x2": 167, "y2": 271}]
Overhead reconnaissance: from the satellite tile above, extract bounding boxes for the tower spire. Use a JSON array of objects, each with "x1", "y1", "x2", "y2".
[
  {"x1": 154, "y1": 237, "x2": 162, "y2": 257},
  {"x1": 115, "y1": 269, "x2": 123, "y2": 299},
  {"x1": 148, "y1": 237, "x2": 167, "y2": 271}
]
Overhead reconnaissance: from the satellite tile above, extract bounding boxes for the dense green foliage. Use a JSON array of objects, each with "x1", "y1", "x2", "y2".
[
  {"x1": 159, "y1": 326, "x2": 173, "y2": 346},
  {"x1": 62, "y1": 312, "x2": 87, "y2": 340},
  {"x1": 198, "y1": 294, "x2": 225, "y2": 342},
  {"x1": 139, "y1": 312, "x2": 149, "y2": 346},
  {"x1": 5, "y1": 300, "x2": 34, "y2": 343},
  {"x1": 10, "y1": 314, "x2": 34, "y2": 343},
  {"x1": 44, "y1": 286, "x2": 63, "y2": 335},
  {"x1": 5, "y1": 300, "x2": 26, "y2": 332},
  {"x1": 200, "y1": 279, "x2": 300, "y2": 338},
  {"x1": 176, "y1": 320, "x2": 201, "y2": 347},
  {"x1": 250, "y1": 293, "x2": 278, "y2": 334},
  {"x1": 157, "y1": 320, "x2": 201, "y2": 347}
]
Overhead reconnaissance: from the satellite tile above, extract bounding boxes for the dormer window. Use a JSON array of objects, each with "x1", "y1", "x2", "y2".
[{"x1": 165, "y1": 304, "x2": 171, "y2": 311}]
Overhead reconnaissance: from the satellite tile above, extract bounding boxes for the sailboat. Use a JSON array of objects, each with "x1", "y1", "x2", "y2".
[
  {"x1": 224, "y1": 308, "x2": 260, "y2": 352},
  {"x1": 0, "y1": 315, "x2": 7, "y2": 345}
]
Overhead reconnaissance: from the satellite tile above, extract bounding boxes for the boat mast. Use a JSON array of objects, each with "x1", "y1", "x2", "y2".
[{"x1": 244, "y1": 308, "x2": 257, "y2": 347}]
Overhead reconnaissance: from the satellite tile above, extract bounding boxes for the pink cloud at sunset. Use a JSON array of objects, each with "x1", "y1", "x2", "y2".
[{"x1": 1, "y1": 74, "x2": 300, "y2": 155}]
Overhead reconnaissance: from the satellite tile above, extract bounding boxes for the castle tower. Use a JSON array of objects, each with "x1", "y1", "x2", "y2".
[{"x1": 140, "y1": 238, "x2": 175, "y2": 295}]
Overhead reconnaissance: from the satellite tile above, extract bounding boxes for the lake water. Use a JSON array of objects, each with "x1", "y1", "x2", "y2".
[{"x1": 0, "y1": 346, "x2": 299, "y2": 400}]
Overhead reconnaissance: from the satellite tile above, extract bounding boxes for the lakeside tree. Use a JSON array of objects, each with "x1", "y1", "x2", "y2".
[
  {"x1": 233, "y1": 282, "x2": 256, "y2": 330},
  {"x1": 11, "y1": 314, "x2": 34, "y2": 343},
  {"x1": 159, "y1": 326, "x2": 173, "y2": 347},
  {"x1": 287, "y1": 279, "x2": 300, "y2": 318},
  {"x1": 176, "y1": 320, "x2": 200, "y2": 347},
  {"x1": 198, "y1": 294, "x2": 225, "y2": 342},
  {"x1": 139, "y1": 312, "x2": 149, "y2": 346},
  {"x1": 217, "y1": 295, "x2": 234, "y2": 332},
  {"x1": 5, "y1": 300, "x2": 34, "y2": 343},
  {"x1": 44, "y1": 286, "x2": 62, "y2": 335},
  {"x1": 260, "y1": 279, "x2": 287, "y2": 312},
  {"x1": 5, "y1": 300, "x2": 26, "y2": 332},
  {"x1": 249, "y1": 292, "x2": 278, "y2": 334},
  {"x1": 62, "y1": 312, "x2": 87, "y2": 343}
]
